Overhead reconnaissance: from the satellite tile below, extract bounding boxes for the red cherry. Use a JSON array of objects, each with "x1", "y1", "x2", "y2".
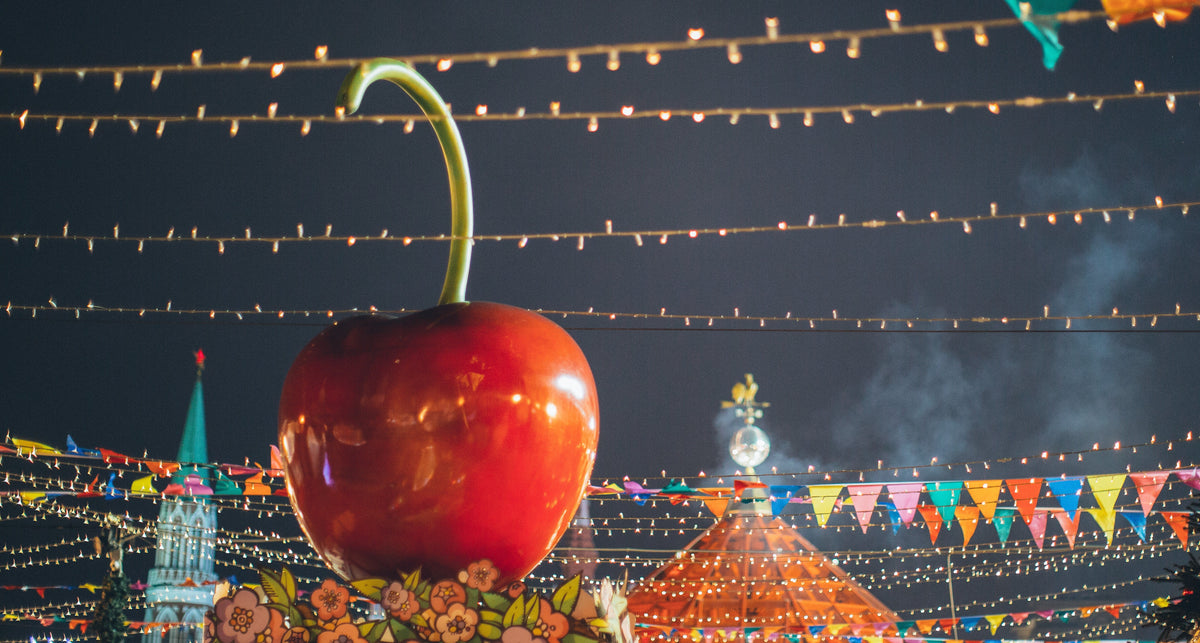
[{"x1": 278, "y1": 302, "x2": 598, "y2": 584}]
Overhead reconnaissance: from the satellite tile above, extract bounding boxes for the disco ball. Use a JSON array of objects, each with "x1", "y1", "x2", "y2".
[{"x1": 729, "y1": 424, "x2": 770, "y2": 469}]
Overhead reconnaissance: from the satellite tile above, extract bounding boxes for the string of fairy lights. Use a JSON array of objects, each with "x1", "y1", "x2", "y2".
[
  {"x1": 4, "y1": 198, "x2": 1193, "y2": 251},
  {"x1": 0, "y1": 10, "x2": 1113, "y2": 80}
]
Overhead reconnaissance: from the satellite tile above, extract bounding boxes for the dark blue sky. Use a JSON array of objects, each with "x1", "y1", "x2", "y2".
[{"x1": 2, "y1": 1, "x2": 1199, "y2": 630}]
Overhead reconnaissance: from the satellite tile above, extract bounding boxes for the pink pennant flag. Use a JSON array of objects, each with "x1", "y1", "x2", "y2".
[
  {"x1": 1129, "y1": 471, "x2": 1171, "y2": 516},
  {"x1": 1028, "y1": 509, "x2": 1048, "y2": 550},
  {"x1": 1010, "y1": 612, "x2": 1030, "y2": 625},
  {"x1": 848, "y1": 484, "x2": 883, "y2": 533},
  {"x1": 1174, "y1": 467, "x2": 1200, "y2": 491},
  {"x1": 887, "y1": 482, "x2": 924, "y2": 525}
]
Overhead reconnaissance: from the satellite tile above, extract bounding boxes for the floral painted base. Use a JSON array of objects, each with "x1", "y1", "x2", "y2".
[{"x1": 205, "y1": 563, "x2": 631, "y2": 643}]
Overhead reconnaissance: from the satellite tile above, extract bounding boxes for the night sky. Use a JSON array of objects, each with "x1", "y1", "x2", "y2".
[{"x1": 2, "y1": 1, "x2": 1199, "y2": 636}]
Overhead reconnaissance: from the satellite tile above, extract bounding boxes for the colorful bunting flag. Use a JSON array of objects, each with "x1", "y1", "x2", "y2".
[
  {"x1": 1004, "y1": 478, "x2": 1043, "y2": 527},
  {"x1": 963, "y1": 480, "x2": 1002, "y2": 520},
  {"x1": 848, "y1": 484, "x2": 883, "y2": 533},
  {"x1": 1129, "y1": 470, "x2": 1170, "y2": 516},
  {"x1": 886, "y1": 483, "x2": 923, "y2": 525},
  {"x1": 1003, "y1": 0, "x2": 1079, "y2": 70},
  {"x1": 925, "y1": 481, "x2": 963, "y2": 526},
  {"x1": 1045, "y1": 476, "x2": 1084, "y2": 520},
  {"x1": 808, "y1": 485, "x2": 844, "y2": 527}
]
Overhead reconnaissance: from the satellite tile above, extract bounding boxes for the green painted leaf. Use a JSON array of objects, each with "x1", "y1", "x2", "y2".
[
  {"x1": 481, "y1": 591, "x2": 511, "y2": 612},
  {"x1": 280, "y1": 567, "x2": 297, "y2": 602},
  {"x1": 524, "y1": 594, "x2": 540, "y2": 624},
  {"x1": 477, "y1": 622, "x2": 503, "y2": 641},
  {"x1": 503, "y1": 595, "x2": 526, "y2": 629},
  {"x1": 363, "y1": 620, "x2": 388, "y2": 642},
  {"x1": 479, "y1": 609, "x2": 503, "y2": 625},
  {"x1": 259, "y1": 569, "x2": 287, "y2": 606},
  {"x1": 562, "y1": 632, "x2": 599, "y2": 643},
  {"x1": 389, "y1": 620, "x2": 418, "y2": 642},
  {"x1": 403, "y1": 568, "x2": 423, "y2": 592},
  {"x1": 551, "y1": 575, "x2": 581, "y2": 616},
  {"x1": 409, "y1": 612, "x2": 430, "y2": 630},
  {"x1": 351, "y1": 578, "x2": 389, "y2": 602}
]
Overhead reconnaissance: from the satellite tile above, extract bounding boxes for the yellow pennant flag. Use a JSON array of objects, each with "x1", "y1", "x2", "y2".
[
  {"x1": 1087, "y1": 507, "x2": 1117, "y2": 545},
  {"x1": 984, "y1": 614, "x2": 1006, "y2": 634},
  {"x1": 1086, "y1": 474, "x2": 1126, "y2": 516},
  {"x1": 20, "y1": 491, "x2": 47, "y2": 503},
  {"x1": 12, "y1": 438, "x2": 62, "y2": 455},
  {"x1": 130, "y1": 475, "x2": 156, "y2": 495},
  {"x1": 807, "y1": 485, "x2": 843, "y2": 527},
  {"x1": 963, "y1": 480, "x2": 1002, "y2": 520}
]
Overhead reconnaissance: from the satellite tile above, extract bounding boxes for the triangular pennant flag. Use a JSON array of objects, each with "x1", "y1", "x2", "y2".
[
  {"x1": 1010, "y1": 612, "x2": 1030, "y2": 625},
  {"x1": 880, "y1": 501, "x2": 902, "y2": 534},
  {"x1": 1045, "y1": 477, "x2": 1085, "y2": 520},
  {"x1": 925, "y1": 481, "x2": 963, "y2": 525},
  {"x1": 1175, "y1": 467, "x2": 1200, "y2": 491},
  {"x1": 1118, "y1": 511, "x2": 1147, "y2": 542},
  {"x1": 1028, "y1": 509, "x2": 1048, "y2": 550},
  {"x1": 887, "y1": 483, "x2": 923, "y2": 525},
  {"x1": 958, "y1": 617, "x2": 981, "y2": 632},
  {"x1": 894, "y1": 622, "x2": 914, "y2": 636},
  {"x1": 848, "y1": 484, "x2": 883, "y2": 533},
  {"x1": 916, "y1": 504, "x2": 943, "y2": 544},
  {"x1": 1002, "y1": 0, "x2": 1079, "y2": 70},
  {"x1": 984, "y1": 614, "x2": 1006, "y2": 635},
  {"x1": 963, "y1": 480, "x2": 1002, "y2": 520},
  {"x1": 993, "y1": 506, "x2": 1016, "y2": 543},
  {"x1": 1005, "y1": 478, "x2": 1044, "y2": 526},
  {"x1": 1050, "y1": 508, "x2": 1082, "y2": 549},
  {"x1": 1129, "y1": 471, "x2": 1171, "y2": 516},
  {"x1": 807, "y1": 485, "x2": 843, "y2": 527},
  {"x1": 915, "y1": 620, "x2": 936, "y2": 635},
  {"x1": 242, "y1": 472, "x2": 272, "y2": 495},
  {"x1": 12, "y1": 438, "x2": 63, "y2": 455},
  {"x1": 1161, "y1": 511, "x2": 1191, "y2": 545},
  {"x1": 702, "y1": 497, "x2": 730, "y2": 518},
  {"x1": 1086, "y1": 474, "x2": 1126, "y2": 516},
  {"x1": 955, "y1": 505, "x2": 981, "y2": 546},
  {"x1": 733, "y1": 479, "x2": 767, "y2": 497},
  {"x1": 1102, "y1": 0, "x2": 1199, "y2": 25},
  {"x1": 937, "y1": 619, "x2": 958, "y2": 633},
  {"x1": 769, "y1": 485, "x2": 801, "y2": 517},
  {"x1": 1087, "y1": 507, "x2": 1117, "y2": 545}
]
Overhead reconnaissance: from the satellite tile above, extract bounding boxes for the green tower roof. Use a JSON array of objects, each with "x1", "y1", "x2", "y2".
[{"x1": 173, "y1": 350, "x2": 209, "y2": 485}]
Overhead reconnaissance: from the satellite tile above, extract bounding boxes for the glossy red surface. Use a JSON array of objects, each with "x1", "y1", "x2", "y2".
[{"x1": 278, "y1": 302, "x2": 598, "y2": 584}]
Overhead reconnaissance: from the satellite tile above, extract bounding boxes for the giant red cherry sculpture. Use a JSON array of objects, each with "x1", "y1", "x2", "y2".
[{"x1": 279, "y1": 59, "x2": 598, "y2": 585}]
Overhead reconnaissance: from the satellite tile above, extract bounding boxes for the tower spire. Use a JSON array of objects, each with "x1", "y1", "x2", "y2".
[{"x1": 173, "y1": 350, "x2": 209, "y2": 484}]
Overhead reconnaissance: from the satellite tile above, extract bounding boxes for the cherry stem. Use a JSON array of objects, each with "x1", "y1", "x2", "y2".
[{"x1": 336, "y1": 58, "x2": 473, "y2": 306}]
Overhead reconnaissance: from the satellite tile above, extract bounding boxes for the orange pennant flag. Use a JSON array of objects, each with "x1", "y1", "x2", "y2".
[
  {"x1": 1004, "y1": 478, "x2": 1043, "y2": 526},
  {"x1": 242, "y1": 472, "x2": 272, "y2": 495},
  {"x1": 1101, "y1": 0, "x2": 1198, "y2": 24},
  {"x1": 917, "y1": 504, "x2": 943, "y2": 544},
  {"x1": 955, "y1": 505, "x2": 981, "y2": 546},
  {"x1": 1104, "y1": 605, "x2": 1123, "y2": 619},
  {"x1": 915, "y1": 620, "x2": 936, "y2": 635},
  {"x1": 1129, "y1": 471, "x2": 1170, "y2": 516},
  {"x1": 701, "y1": 497, "x2": 730, "y2": 518},
  {"x1": 963, "y1": 480, "x2": 1002, "y2": 520},
  {"x1": 1161, "y1": 511, "x2": 1191, "y2": 545}
]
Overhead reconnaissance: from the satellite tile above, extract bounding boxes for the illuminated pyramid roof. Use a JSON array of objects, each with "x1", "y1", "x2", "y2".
[
  {"x1": 626, "y1": 506, "x2": 899, "y2": 639},
  {"x1": 627, "y1": 375, "x2": 898, "y2": 640}
]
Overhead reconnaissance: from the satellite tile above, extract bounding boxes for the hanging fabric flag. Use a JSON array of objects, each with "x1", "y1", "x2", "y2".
[
  {"x1": 1129, "y1": 470, "x2": 1171, "y2": 516},
  {"x1": 848, "y1": 484, "x2": 883, "y2": 533},
  {"x1": 1173, "y1": 467, "x2": 1200, "y2": 491},
  {"x1": 984, "y1": 614, "x2": 1007, "y2": 635},
  {"x1": 1119, "y1": 511, "x2": 1148, "y2": 542},
  {"x1": 886, "y1": 482, "x2": 923, "y2": 525},
  {"x1": 808, "y1": 484, "x2": 843, "y2": 527},
  {"x1": 1087, "y1": 507, "x2": 1117, "y2": 545},
  {"x1": 1002, "y1": 0, "x2": 1079, "y2": 70},
  {"x1": 1028, "y1": 509, "x2": 1049, "y2": 550},
  {"x1": 914, "y1": 620, "x2": 936, "y2": 635},
  {"x1": 963, "y1": 480, "x2": 1002, "y2": 520},
  {"x1": 697, "y1": 487, "x2": 731, "y2": 517},
  {"x1": 958, "y1": 616, "x2": 982, "y2": 632},
  {"x1": 880, "y1": 501, "x2": 902, "y2": 534},
  {"x1": 925, "y1": 481, "x2": 962, "y2": 525},
  {"x1": 130, "y1": 475, "x2": 156, "y2": 495},
  {"x1": 916, "y1": 503, "x2": 943, "y2": 544},
  {"x1": 1086, "y1": 474, "x2": 1126, "y2": 516},
  {"x1": 769, "y1": 485, "x2": 802, "y2": 517},
  {"x1": 955, "y1": 505, "x2": 981, "y2": 546},
  {"x1": 11, "y1": 438, "x2": 63, "y2": 455},
  {"x1": 1050, "y1": 508, "x2": 1082, "y2": 548},
  {"x1": 242, "y1": 472, "x2": 272, "y2": 495},
  {"x1": 993, "y1": 506, "x2": 1017, "y2": 543},
  {"x1": 1004, "y1": 478, "x2": 1044, "y2": 526},
  {"x1": 65, "y1": 435, "x2": 101, "y2": 457},
  {"x1": 1101, "y1": 0, "x2": 1198, "y2": 23},
  {"x1": 1160, "y1": 511, "x2": 1191, "y2": 544},
  {"x1": 1046, "y1": 476, "x2": 1084, "y2": 519}
]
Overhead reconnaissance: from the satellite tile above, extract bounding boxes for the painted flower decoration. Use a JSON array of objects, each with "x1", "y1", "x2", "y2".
[
  {"x1": 316, "y1": 623, "x2": 367, "y2": 643},
  {"x1": 311, "y1": 579, "x2": 350, "y2": 622},
  {"x1": 594, "y1": 579, "x2": 631, "y2": 643},
  {"x1": 429, "y1": 580, "x2": 467, "y2": 613},
  {"x1": 434, "y1": 604, "x2": 478, "y2": 643},
  {"x1": 503, "y1": 580, "x2": 527, "y2": 599},
  {"x1": 535, "y1": 599, "x2": 571, "y2": 643},
  {"x1": 458, "y1": 559, "x2": 500, "y2": 592},
  {"x1": 281, "y1": 627, "x2": 311, "y2": 643},
  {"x1": 380, "y1": 582, "x2": 419, "y2": 620},
  {"x1": 256, "y1": 608, "x2": 287, "y2": 643},
  {"x1": 500, "y1": 626, "x2": 545, "y2": 643},
  {"x1": 214, "y1": 588, "x2": 270, "y2": 643}
]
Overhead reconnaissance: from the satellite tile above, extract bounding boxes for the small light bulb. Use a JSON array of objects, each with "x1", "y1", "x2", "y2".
[
  {"x1": 809, "y1": 40, "x2": 825, "y2": 53},
  {"x1": 267, "y1": 102, "x2": 278, "y2": 118},
  {"x1": 475, "y1": 104, "x2": 487, "y2": 116},
  {"x1": 606, "y1": 50, "x2": 620, "y2": 71},
  {"x1": 113, "y1": 71, "x2": 124, "y2": 92},
  {"x1": 587, "y1": 117, "x2": 598, "y2": 132},
  {"x1": 974, "y1": 25, "x2": 989, "y2": 46},
  {"x1": 846, "y1": 37, "x2": 861, "y2": 58},
  {"x1": 768, "y1": 113, "x2": 780, "y2": 129},
  {"x1": 567, "y1": 52, "x2": 581, "y2": 73},
  {"x1": 765, "y1": 17, "x2": 779, "y2": 39},
  {"x1": 229, "y1": 120, "x2": 239, "y2": 137},
  {"x1": 659, "y1": 111, "x2": 671, "y2": 121},
  {"x1": 156, "y1": 120, "x2": 165, "y2": 138},
  {"x1": 191, "y1": 49, "x2": 203, "y2": 66},
  {"x1": 932, "y1": 29, "x2": 948, "y2": 52},
  {"x1": 692, "y1": 112, "x2": 704, "y2": 123},
  {"x1": 314, "y1": 45, "x2": 328, "y2": 60},
  {"x1": 550, "y1": 101, "x2": 561, "y2": 116},
  {"x1": 886, "y1": 9, "x2": 901, "y2": 28},
  {"x1": 687, "y1": 28, "x2": 704, "y2": 41},
  {"x1": 620, "y1": 105, "x2": 634, "y2": 116},
  {"x1": 270, "y1": 63, "x2": 285, "y2": 78},
  {"x1": 645, "y1": 49, "x2": 661, "y2": 65},
  {"x1": 300, "y1": 120, "x2": 311, "y2": 136},
  {"x1": 436, "y1": 58, "x2": 453, "y2": 72}
]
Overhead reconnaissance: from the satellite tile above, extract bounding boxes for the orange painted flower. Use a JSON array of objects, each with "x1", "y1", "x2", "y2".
[
  {"x1": 380, "y1": 582, "x2": 419, "y2": 620},
  {"x1": 429, "y1": 580, "x2": 466, "y2": 613},
  {"x1": 310, "y1": 579, "x2": 350, "y2": 622},
  {"x1": 214, "y1": 588, "x2": 270, "y2": 643},
  {"x1": 458, "y1": 560, "x2": 500, "y2": 592},
  {"x1": 435, "y1": 604, "x2": 478, "y2": 643},
  {"x1": 316, "y1": 622, "x2": 366, "y2": 643},
  {"x1": 532, "y1": 599, "x2": 570, "y2": 643}
]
